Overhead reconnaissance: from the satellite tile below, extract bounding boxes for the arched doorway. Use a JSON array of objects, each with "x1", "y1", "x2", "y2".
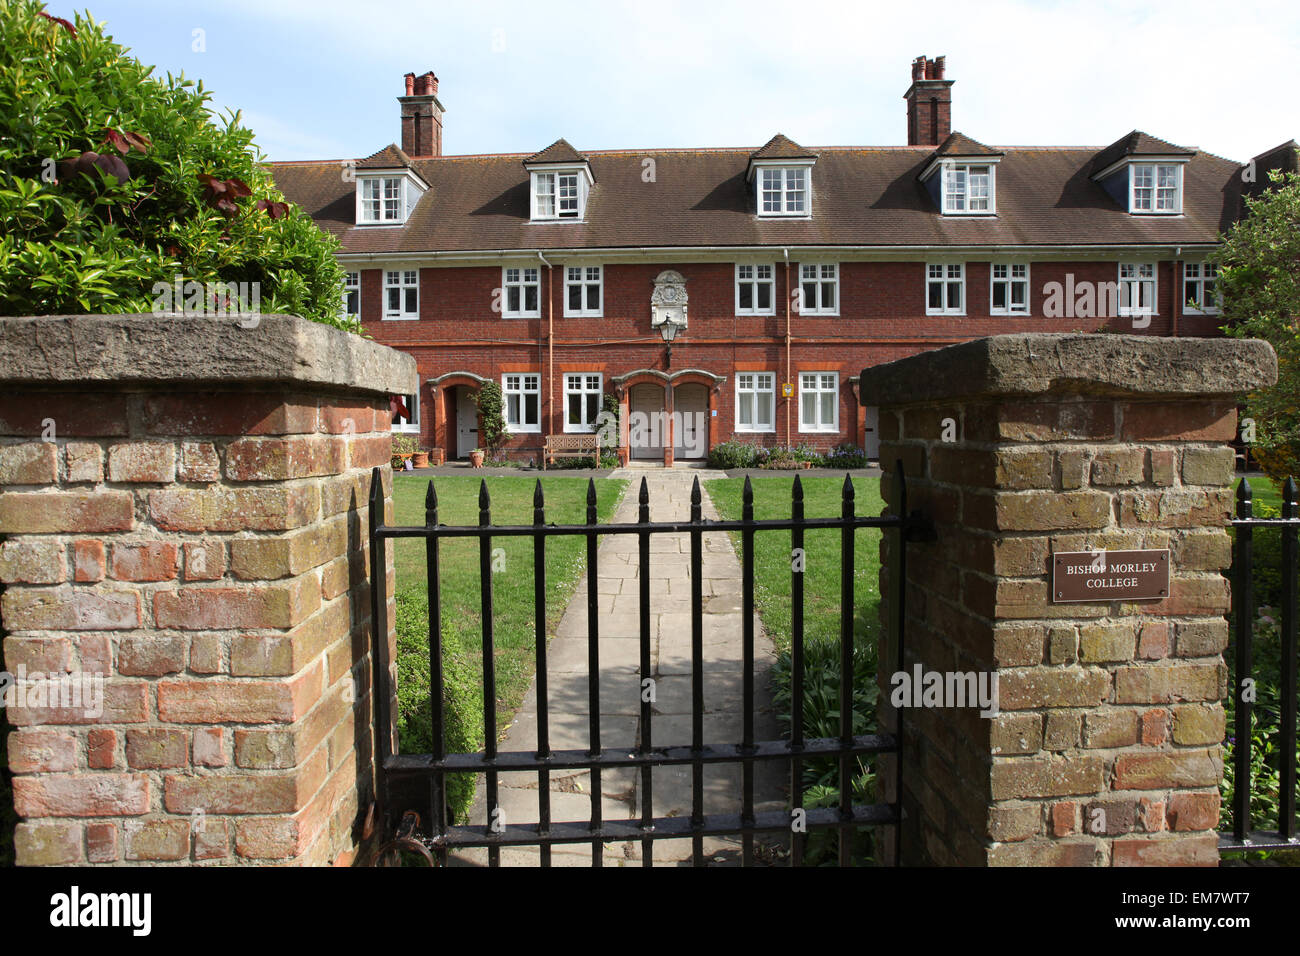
[
  {"x1": 628, "y1": 383, "x2": 665, "y2": 460},
  {"x1": 673, "y1": 383, "x2": 707, "y2": 460}
]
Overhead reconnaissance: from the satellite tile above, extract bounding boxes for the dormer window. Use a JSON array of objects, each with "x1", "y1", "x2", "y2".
[
  {"x1": 758, "y1": 167, "x2": 808, "y2": 216},
  {"x1": 942, "y1": 163, "x2": 994, "y2": 214},
  {"x1": 356, "y1": 172, "x2": 424, "y2": 226},
  {"x1": 1130, "y1": 163, "x2": 1181, "y2": 213},
  {"x1": 533, "y1": 171, "x2": 584, "y2": 219},
  {"x1": 528, "y1": 167, "x2": 591, "y2": 221}
]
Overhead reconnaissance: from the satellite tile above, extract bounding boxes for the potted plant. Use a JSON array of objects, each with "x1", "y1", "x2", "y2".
[
  {"x1": 468, "y1": 448, "x2": 485, "y2": 468},
  {"x1": 390, "y1": 434, "x2": 418, "y2": 470},
  {"x1": 412, "y1": 448, "x2": 429, "y2": 468}
]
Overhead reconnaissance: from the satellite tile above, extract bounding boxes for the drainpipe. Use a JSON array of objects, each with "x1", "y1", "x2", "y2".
[
  {"x1": 538, "y1": 251, "x2": 553, "y2": 441},
  {"x1": 784, "y1": 248, "x2": 791, "y2": 447},
  {"x1": 1172, "y1": 248, "x2": 1181, "y2": 338}
]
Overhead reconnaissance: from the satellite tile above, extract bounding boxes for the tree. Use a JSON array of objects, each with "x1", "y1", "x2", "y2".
[
  {"x1": 0, "y1": 0, "x2": 353, "y2": 329},
  {"x1": 1214, "y1": 155, "x2": 1300, "y2": 482}
]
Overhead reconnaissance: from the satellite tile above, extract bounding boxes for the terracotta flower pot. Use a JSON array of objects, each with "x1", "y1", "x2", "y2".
[
  {"x1": 469, "y1": 450, "x2": 485, "y2": 468},
  {"x1": 412, "y1": 452, "x2": 429, "y2": 468}
]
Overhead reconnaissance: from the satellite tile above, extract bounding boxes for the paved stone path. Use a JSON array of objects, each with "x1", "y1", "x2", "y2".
[{"x1": 452, "y1": 468, "x2": 785, "y2": 866}]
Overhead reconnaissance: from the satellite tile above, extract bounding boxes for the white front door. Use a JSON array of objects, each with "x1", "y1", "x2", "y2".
[
  {"x1": 863, "y1": 405, "x2": 879, "y2": 460},
  {"x1": 456, "y1": 388, "x2": 478, "y2": 459},
  {"x1": 673, "y1": 384, "x2": 707, "y2": 459}
]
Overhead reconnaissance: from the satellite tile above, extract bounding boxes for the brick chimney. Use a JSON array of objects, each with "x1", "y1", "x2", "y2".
[
  {"x1": 904, "y1": 55, "x2": 954, "y2": 147},
  {"x1": 399, "y1": 70, "x2": 444, "y2": 158}
]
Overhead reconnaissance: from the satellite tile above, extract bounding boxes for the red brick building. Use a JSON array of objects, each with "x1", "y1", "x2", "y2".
[{"x1": 273, "y1": 56, "x2": 1265, "y2": 466}]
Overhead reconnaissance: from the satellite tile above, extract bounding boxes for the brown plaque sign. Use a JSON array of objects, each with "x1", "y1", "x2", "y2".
[{"x1": 1052, "y1": 549, "x2": 1170, "y2": 603}]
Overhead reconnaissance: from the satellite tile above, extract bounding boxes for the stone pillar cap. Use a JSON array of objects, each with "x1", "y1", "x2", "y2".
[
  {"x1": 0, "y1": 314, "x2": 417, "y2": 396},
  {"x1": 859, "y1": 333, "x2": 1276, "y2": 405}
]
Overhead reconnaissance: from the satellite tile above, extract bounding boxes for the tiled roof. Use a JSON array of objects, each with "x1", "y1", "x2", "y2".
[
  {"x1": 1090, "y1": 130, "x2": 1197, "y2": 175},
  {"x1": 356, "y1": 143, "x2": 413, "y2": 170},
  {"x1": 750, "y1": 134, "x2": 819, "y2": 161},
  {"x1": 272, "y1": 139, "x2": 1242, "y2": 255},
  {"x1": 932, "y1": 131, "x2": 1003, "y2": 158},
  {"x1": 523, "y1": 138, "x2": 587, "y2": 166}
]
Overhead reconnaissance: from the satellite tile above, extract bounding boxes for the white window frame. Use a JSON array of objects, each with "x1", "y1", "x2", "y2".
[
  {"x1": 757, "y1": 166, "x2": 809, "y2": 217},
  {"x1": 356, "y1": 174, "x2": 425, "y2": 225},
  {"x1": 563, "y1": 373, "x2": 603, "y2": 433},
  {"x1": 798, "y1": 372, "x2": 839, "y2": 433},
  {"x1": 735, "y1": 372, "x2": 776, "y2": 433},
  {"x1": 383, "y1": 269, "x2": 418, "y2": 320},
  {"x1": 941, "y1": 163, "x2": 995, "y2": 215},
  {"x1": 926, "y1": 262, "x2": 965, "y2": 315},
  {"x1": 502, "y1": 373, "x2": 541, "y2": 434},
  {"x1": 341, "y1": 271, "x2": 360, "y2": 320},
  {"x1": 563, "y1": 265, "x2": 603, "y2": 317},
  {"x1": 1118, "y1": 262, "x2": 1158, "y2": 317},
  {"x1": 989, "y1": 263, "x2": 1030, "y2": 316},
  {"x1": 391, "y1": 392, "x2": 420, "y2": 434},
  {"x1": 502, "y1": 266, "x2": 541, "y2": 318},
  {"x1": 530, "y1": 168, "x2": 588, "y2": 221},
  {"x1": 1183, "y1": 262, "x2": 1220, "y2": 314},
  {"x1": 798, "y1": 263, "x2": 839, "y2": 316},
  {"x1": 1129, "y1": 163, "x2": 1182, "y2": 214},
  {"x1": 735, "y1": 263, "x2": 776, "y2": 316}
]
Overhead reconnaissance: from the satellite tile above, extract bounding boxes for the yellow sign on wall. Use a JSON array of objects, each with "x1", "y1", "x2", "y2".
[{"x1": 781, "y1": 382, "x2": 794, "y2": 398}]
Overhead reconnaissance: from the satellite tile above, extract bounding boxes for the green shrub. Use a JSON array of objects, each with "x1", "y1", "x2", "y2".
[
  {"x1": 394, "y1": 590, "x2": 485, "y2": 824},
  {"x1": 708, "y1": 439, "x2": 767, "y2": 469},
  {"x1": 0, "y1": 0, "x2": 350, "y2": 327},
  {"x1": 823, "y1": 443, "x2": 868, "y2": 469},
  {"x1": 473, "y1": 382, "x2": 506, "y2": 458},
  {"x1": 770, "y1": 630, "x2": 879, "y2": 865},
  {"x1": 548, "y1": 455, "x2": 600, "y2": 470}
]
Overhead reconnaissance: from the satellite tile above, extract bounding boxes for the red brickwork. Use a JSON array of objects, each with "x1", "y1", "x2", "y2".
[{"x1": 2, "y1": 388, "x2": 396, "y2": 865}]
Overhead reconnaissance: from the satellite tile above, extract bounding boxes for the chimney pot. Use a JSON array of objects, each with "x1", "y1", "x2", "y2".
[
  {"x1": 399, "y1": 70, "x2": 444, "y2": 158},
  {"x1": 904, "y1": 55, "x2": 953, "y2": 147}
]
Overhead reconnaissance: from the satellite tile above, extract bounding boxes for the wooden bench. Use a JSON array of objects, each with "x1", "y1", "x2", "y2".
[{"x1": 543, "y1": 433, "x2": 602, "y2": 469}]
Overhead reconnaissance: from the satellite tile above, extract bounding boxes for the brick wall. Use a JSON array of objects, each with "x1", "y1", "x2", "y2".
[
  {"x1": 863, "y1": 333, "x2": 1276, "y2": 866},
  {"x1": 0, "y1": 315, "x2": 415, "y2": 865},
  {"x1": 356, "y1": 258, "x2": 1219, "y2": 459}
]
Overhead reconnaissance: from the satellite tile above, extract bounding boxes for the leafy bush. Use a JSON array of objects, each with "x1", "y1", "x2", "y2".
[
  {"x1": 760, "y1": 448, "x2": 802, "y2": 470},
  {"x1": 708, "y1": 439, "x2": 768, "y2": 469},
  {"x1": 599, "y1": 393, "x2": 620, "y2": 453},
  {"x1": 394, "y1": 590, "x2": 485, "y2": 824},
  {"x1": 473, "y1": 382, "x2": 506, "y2": 458},
  {"x1": 1222, "y1": 606, "x2": 1297, "y2": 841},
  {"x1": 771, "y1": 631, "x2": 879, "y2": 865},
  {"x1": 791, "y1": 444, "x2": 825, "y2": 465},
  {"x1": 548, "y1": 455, "x2": 599, "y2": 470},
  {"x1": 1216, "y1": 155, "x2": 1300, "y2": 483},
  {"x1": 823, "y1": 443, "x2": 869, "y2": 469},
  {"x1": 0, "y1": 0, "x2": 350, "y2": 327}
]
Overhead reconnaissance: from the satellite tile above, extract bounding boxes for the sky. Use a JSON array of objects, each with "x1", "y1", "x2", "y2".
[{"x1": 70, "y1": 0, "x2": 1299, "y2": 164}]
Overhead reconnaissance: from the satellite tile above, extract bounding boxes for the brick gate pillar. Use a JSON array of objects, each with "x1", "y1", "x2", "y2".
[
  {"x1": 0, "y1": 314, "x2": 415, "y2": 866},
  {"x1": 862, "y1": 333, "x2": 1276, "y2": 866}
]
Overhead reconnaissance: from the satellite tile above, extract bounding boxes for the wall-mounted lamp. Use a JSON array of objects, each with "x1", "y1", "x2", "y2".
[{"x1": 659, "y1": 316, "x2": 681, "y2": 367}]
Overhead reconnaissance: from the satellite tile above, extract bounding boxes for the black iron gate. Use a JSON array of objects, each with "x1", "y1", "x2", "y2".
[
  {"x1": 367, "y1": 463, "x2": 929, "y2": 866},
  {"x1": 1221, "y1": 475, "x2": 1299, "y2": 854}
]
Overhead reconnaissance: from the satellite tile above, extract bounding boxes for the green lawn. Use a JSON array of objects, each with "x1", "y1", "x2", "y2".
[
  {"x1": 705, "y1": 476, "x2": 887, "y2": 654},
  {"x1": 388, "y1": 474, "x2": 626, "y2": 821},
  {"x1": 1237, "y1": 474, "x2": 1287, "y2": 513}
]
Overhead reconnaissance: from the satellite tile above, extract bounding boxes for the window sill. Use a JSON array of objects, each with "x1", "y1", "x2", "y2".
[{"x1": 382, "y1": 315, "x2": 419, "y2": 321}]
